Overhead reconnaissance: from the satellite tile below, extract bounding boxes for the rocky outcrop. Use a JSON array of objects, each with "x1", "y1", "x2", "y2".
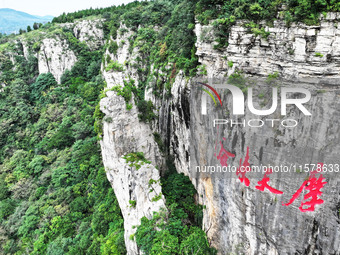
[
  {"x1": 100, "y1": 27, "x2": 166, "y2": 254},
  {"x1": 38, "y1": 38, "x2": 77, "y2": 83},
  {"x1": 59, "y1": 19, "x2": 105, "y2": 50},
  {"x1": 196, "y1": 13, "x2": 340, "y2": 85},
  {"x1": 100, "y1": 94, "x2": 166, "y2": 253},
  {"x1": 37, "y1": 19, "x2": 104, "y2": 83},
  {"x1": 73, "y1": 20, "x2": 105, "y2": 50},
  {"x1": 100, "y1": 92, "x2": 166, "y2": 254}
]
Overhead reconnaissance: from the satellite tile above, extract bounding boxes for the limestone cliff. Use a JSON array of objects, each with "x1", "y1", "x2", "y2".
[
  {"x1": 21, "y1": 19, "x2": 104, "y2": 83},
  {"x1": 99, "y1": 14, "x2": 340, "y2": 255},
  {"x1": 100, "y1": 27, "x2": 166, "y2": 254},
  {"x1": 196, "y1": 13, "x2": 340, "y2": 84},
  {"x1": 38, "y1": 38, "x2": 77, "y2": 83}
]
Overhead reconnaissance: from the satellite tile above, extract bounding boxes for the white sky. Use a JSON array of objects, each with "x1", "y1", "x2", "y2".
[{"x1": 0, "y1": 0, "x2": 136, "y2": 17}]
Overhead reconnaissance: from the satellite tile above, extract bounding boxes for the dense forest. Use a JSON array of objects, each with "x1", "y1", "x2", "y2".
[
  {"x1": 0, "y1": 0, "x2": 339, "y2": 254},
  {"x1": 0, "y1": 24, "x2": 126, "y2": 254}
]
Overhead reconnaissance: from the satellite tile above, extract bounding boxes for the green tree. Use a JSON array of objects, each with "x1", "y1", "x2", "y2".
[
  {"x1": 33, "y1": 23, "x2": 39, "y2": 30},
  {"x1": 150, "y1": 230, "x2": 179, "y2": 255},
  {"x1": 30, "y1": 73, "x2": 57, "y2": 103},
  {"x1": 180, "y1": 227, "x2": 216, "y2": 255}
]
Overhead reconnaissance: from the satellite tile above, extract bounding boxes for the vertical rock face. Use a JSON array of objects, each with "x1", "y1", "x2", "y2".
[
  {"x1": 73, "y1": 20, "x2": 105, "y2": 50},
  {"x1": 146, "y1": 71, "x2": 191, "y2": 176},
  {"x1": 187, "y1": 17, "x2": 340, "y2": 254},
  {"x1": 100, "y1": 93, "x2": 166, "y2": 255},
  {"x1": 100, "y1": 27, "x2": 166, "y2": 254},
  {"x1": 189, "y1": 79, "x2": 340, "y2": 254},
  {"x1": 37, "y1": 20, "x2": 104, "y2": 83},
  {"x1": 99, "y1": 16, "x2": 340, "y2": 255},
  {"x1": 38, "y1": 38, "x2": 77, "y2": 83}
]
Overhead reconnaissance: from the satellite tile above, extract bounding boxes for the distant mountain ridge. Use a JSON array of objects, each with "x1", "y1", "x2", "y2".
[
  {"x1": 0, "y1": 8, "x2": 53, "y2": 34},
  {"x1": 39, "y1": 15, "x2": 54, "y2": 20}
]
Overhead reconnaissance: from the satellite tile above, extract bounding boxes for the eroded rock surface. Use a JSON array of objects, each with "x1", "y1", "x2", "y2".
[
  {"x1": 38, "y1": 38, "x2": 77, "y2": 83},
  {"x1": 99, "y1": 16, "x2": 340, "y2": 254}
]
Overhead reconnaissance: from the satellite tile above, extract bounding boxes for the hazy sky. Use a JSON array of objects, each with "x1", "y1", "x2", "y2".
[{"x1": 0, "y1": 0, "x2": 136, "y2": 16}]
